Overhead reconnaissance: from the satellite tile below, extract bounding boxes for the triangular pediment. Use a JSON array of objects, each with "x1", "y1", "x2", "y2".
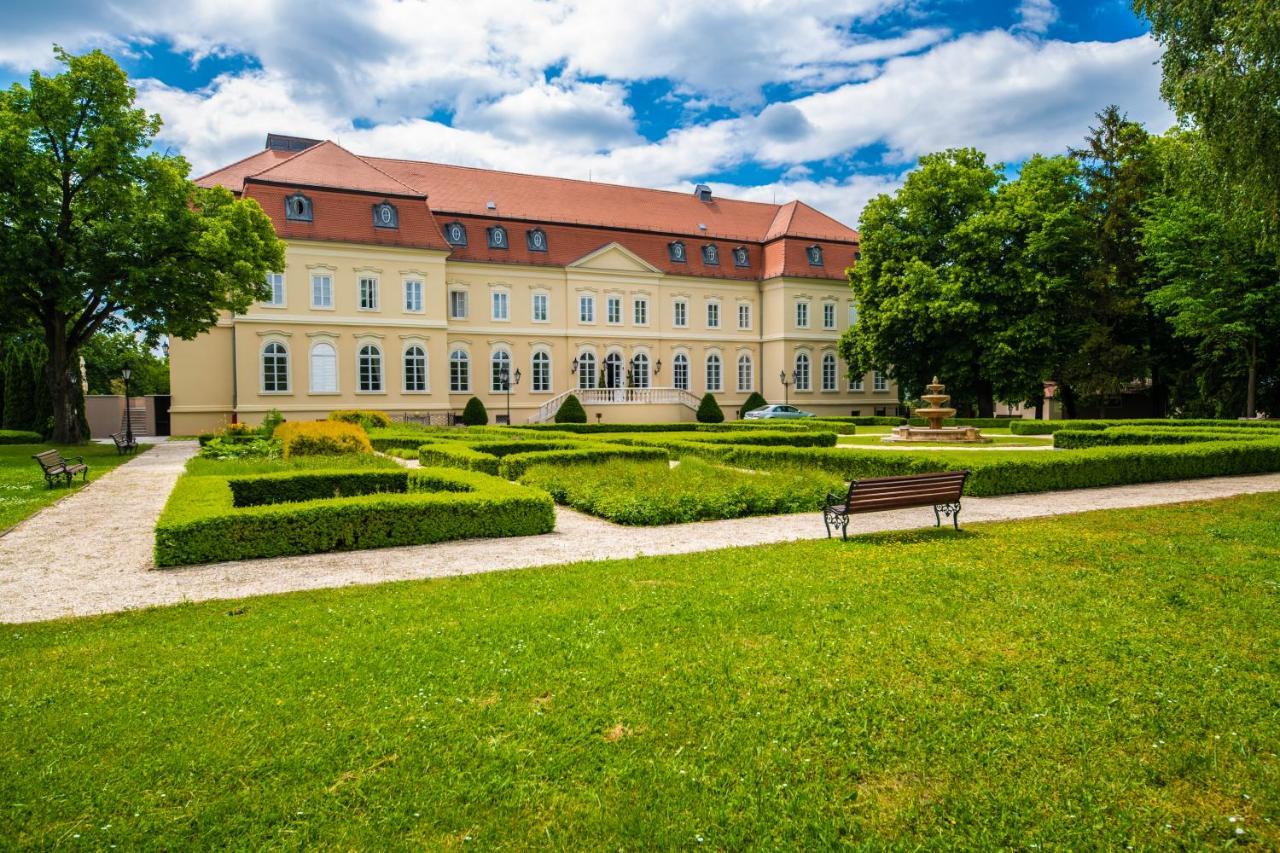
[{"x1": 568, "y1": 242, "x2": 660, "y2": 274}]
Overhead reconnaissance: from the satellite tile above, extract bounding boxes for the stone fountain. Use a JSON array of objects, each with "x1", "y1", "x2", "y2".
[{"x1": 882, "y1": 377, "x2": 991, "y2": 443}]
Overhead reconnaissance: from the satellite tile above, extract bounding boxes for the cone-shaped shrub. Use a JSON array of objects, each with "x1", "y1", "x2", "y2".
[
  {"x1": 696, "y1": 393, "x2": 724, "y2": 423},
  {"x1": 462, "y1": 396, "x2": 489, "y2": 426},
  {"x1": 739, "y1": 391, "x2": 768, "y2": 417},
  {"x1": 554, "y1": 394, "x2": 588, "y2": 424}
]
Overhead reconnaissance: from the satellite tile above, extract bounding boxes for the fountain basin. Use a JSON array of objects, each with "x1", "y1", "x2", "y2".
[{"x1": 881, "y1": 425, "x2": 992, "y2": 443}]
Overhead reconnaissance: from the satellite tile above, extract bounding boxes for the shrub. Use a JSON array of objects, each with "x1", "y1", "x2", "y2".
[
  {"x1": 521, "y1": 457, "x2": 842, "y2": 525},
  {"x1": 227, "y1": 470, "x2": 410, "y2": 507},
  {"x1": 808, "y1": 416, "x2": 906, "y2": 427},
  {"x1": 198, "y1": 436, "x2": 280, "y2": 460},
  {"x1": 462, "y1": 397, "x2": 489, "y2": 426},
  {"x1": 609, "y1": 430, "x2": 837, "y2": 449},
  {"x1": 329, "y1": 409, "x2": 392, "y2": 430},
  {"x1": 497, "y1": 444, "x2": 670, "y2": 480},
  {"x1": 259, "y1": 408, "x2": 286, "y2": 437},
  {"x1": 696, "y1": 393, "x2": 724, "y2": 424},
  {"x1": 739, "y1": 391, "x2": 768, "y2": 417},
  {"x1": 553, "y1": 394, "x2": 588, "y2": 424},
  {"x1": 155, "y1": 466, "x2": 555, "y2": 567},
  {"x1": 416, "y1": 442, "x2": 501, "y2": 475},
  {"x1": 1052, "y1": 426, "x2": 1267, "y2": 449},
  {"x1": 0, "y1": 429, "x2": 42, "y2": 444},
  {"x1": 275, "y1": 421, "x2": 372, "y2": 458},
  {"x1": 1010, "y1": 418, "x2": 1280, "y2": 436}
]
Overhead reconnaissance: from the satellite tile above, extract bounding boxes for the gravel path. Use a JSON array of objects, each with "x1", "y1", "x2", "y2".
[{"x1": 3, "y1": 439, "x2": 1280, "y2": 624}]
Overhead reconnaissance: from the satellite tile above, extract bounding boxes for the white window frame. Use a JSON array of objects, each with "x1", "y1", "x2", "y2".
[
  {"x1": 821, "y1": 352, "x2": 837, "y2": 391},
  {"x1": 796, "y1": 301, "x2": 810, "y2": 329},
  {"x1": 491, "y1": 290, "x2": 509, "y2": 322},
  {"x1": 532, "y1": 350, "x2": 552, "y2": 393},
  {"x1": 358, "y1": 276, "x2": 379, "y2": 311},
  {"x1": 874, "y1": 370, "x2": 888, "y2": 392},
  {"x1": 848, "y1": 304, "x2": 859, "y2": 326},
  {"x1": 851, "y1": 372, "x2": 865, "y2": 392},
  {"x1": 706, "y1": 301, "x2": 721, "y2": 329},
  {"x1": 577, "y1": 351, "x2": 597, "y2": 390},
  {"x1": 403, "y1": 278, "x2": 424, "y2": 313},
  {"x1": 631, "y1": 353, "x2": 650, "y2": 389},
  {"x1": 606, "y1": 295, "x2": 622, "y2": 325},
  {"x1": 357, "y1": 343, "x2": 384, "y2": 393},
  {"x1": 309, "y1": 341, "x2": 339, "y2": 394},
  {"x1": 449, "y1": 348, "x2": 470, "y2": 392},
  {"x1": 673, "y1": 299, "x2": 688, "y2": 328},
  {"x1": 737, "y1": 303, "x2": 751, "y2": 330},
  {"x1": 449, "y1": 289, "x2": 469, "y2": 320},
  {"x1": 823, "y1": 302, "x2": 836, "y2": 330},
  {"x1": 532, "y1": 292, "x2": 549, "y2": 323},
  {"x1": 403, "y1": 345, "x2": 428, "y2": 393},
  {"x1": 264, "y1": 273, "x2": 286, "y2": 308},
  {"x1": 795, "y1": 352, "x2": 811, "y2": 392},
  {"x1": 261, "y1": 341, "x2": 290, "y2": 393},
  {"x1": 490, "y1": 349, "x2": 512, "y2": 393},
  {"x1": 633, "y1": 297, "x2": 649, "y2": 326},
  {"x1": 705, "y1": 353, "x2": 722, "y2": 392},
  {"x1": 310, "y1": 273, "x2": 333, "y2": 310},
  {"x1": 579, "y1": 294, "x2": 595, "y2": 324},
  {"x1": 736, "y1": 353, "x2": 753, "y2": 393},
  {"x1": 673, "y1": 353, "x2": 689, "y2": 391}
]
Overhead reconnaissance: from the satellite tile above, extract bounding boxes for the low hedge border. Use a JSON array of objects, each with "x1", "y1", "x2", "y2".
[
  {"x1": 1011, "y1": 418, "x2": 1280, "y2": 436},
  {"x1": 155, "y1": 466, "x2": 555, "y2": 566},
  {"x1": 497, "y1": 445, "x2": 670, "y2": 480},
  {"x1": 602, "y1": 430, "x2": 838, "y2": 449},
  {"x1": 0, "y1": 429, "x2": 43, "y2": 444},
  {"x1": 227, "y1": 470, "x2": 412, "y2": 507},
  {"x1": 676, "y1": 438, "x2": 1280, "y2": 497},
  {"x1": 1052, "y1": 427, "x2": 1270, "y2": 450}
]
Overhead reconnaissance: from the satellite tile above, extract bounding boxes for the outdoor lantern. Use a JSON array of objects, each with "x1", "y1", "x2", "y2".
[
  {"x1": 121, "y1": 366, "x2": 132, "y2": 381},
  {"x1": 571, "y1": 356, "x2": 579, "y2": 374},
  {"x1": 654, "y1": 359, "x2": 662, "y2": 375}
]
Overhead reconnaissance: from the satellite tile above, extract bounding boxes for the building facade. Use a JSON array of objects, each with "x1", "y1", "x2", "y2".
[{"x1": 170, "y1": 134, "x2": 899, "y2": 433}]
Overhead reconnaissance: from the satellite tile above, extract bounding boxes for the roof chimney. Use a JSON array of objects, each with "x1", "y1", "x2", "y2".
[
  {"x1": 265, "y1": 133, "x2": 322, "y2": 152},
  {"x1": 694, "y1": 184, "x2": 712, "y2": 202}
]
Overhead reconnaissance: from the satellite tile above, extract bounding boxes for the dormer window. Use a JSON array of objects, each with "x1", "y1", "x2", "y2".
[
  {"x1": 284, "y1": 193, "x2": 312, "y2": 222},
  {"x1": 807, "y1": 244, "x2": 824, "y2": 266},
  {"x1": 702, "y1": 244, "x2": 719, "y2": 265},
  {"x1": 487, "y1": 226, "x2": 508, "y2": 249},
  {"x1": 526, "y1": 228, "x2": 548, "y2": 252},
  {"x1": 372, "y1": 202, "x2": 398, "y2": 229},
  {"x1": 668, "y1": 241, "x2": 687, "y2": 263},
  {"x1": 445, "y1": 221, "x2": 467, "y2": 246},
  {"x1": 733, "y1": 246, "x2": 750, "y2": 268},
  {"x1": 694, "y1": 184, "x2": 712, "y2": 202}
]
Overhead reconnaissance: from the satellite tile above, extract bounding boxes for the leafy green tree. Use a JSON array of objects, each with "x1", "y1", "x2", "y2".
[
  {"x1": 2, "y1": 345, "x2": 40, "y2": 432},
  {"x1": 739, "y1": 391, "x2": 767, "y2": 417},
  {"x1": 553, "y1": 393, "x2": 588, "y2": 424},
  {"x1": 1134, "y1": 0, "x2": 1280, "y2": 236},
  {"x1": 1143, "y1": 129, "x2": 1280, "y2": 417},
  {"x1": 461, "y1": 396, "x2": 489, "y2": 426},
  {"x1": 696, "y1": 393, "x2": 724, "y2": 423},
  {"x1": 0, "y1": 48, "x2": 284, "y2": 442},
  {"x1": 79, "y1": 331, "x2": 169, "y2": 396}
]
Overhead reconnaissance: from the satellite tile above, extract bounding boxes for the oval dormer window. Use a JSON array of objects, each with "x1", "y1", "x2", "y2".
[
  {"x1": 372, "y1": 202, "x2": 398, "y2": 229},
  {"x1": 526, "y1": 228, "x2": 548, "y2": 252},
  {"x1": 445, "y1": 221, "x2": 467, "y2": 246},
  {"x1": 702, "y1": 244, "x2": 719, "y2": 265},
  {"x1": 668, "y1": 241, "x2": 686, "y2": 263},
  {"x1": 284, "y1": 193, "x2": 313, "y2": 222},
  {"x1": 807, "y1": 245, "x2": 824, "y2": 266},
  {"x1": 487, "y1": 226, "x2": 508, "y2": 249},
  {"x1": 733, "y1": 246, "x2": 749, "y2": 267}
]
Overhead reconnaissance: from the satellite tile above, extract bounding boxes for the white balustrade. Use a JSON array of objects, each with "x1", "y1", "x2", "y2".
[{"x1": 528, "y1": 387, "x2": 702, "y2": 423}]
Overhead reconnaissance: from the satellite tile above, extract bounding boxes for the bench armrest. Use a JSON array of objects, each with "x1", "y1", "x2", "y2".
[
  {"x1": 67, "y1": 455, "x2": 85, "y2": 464},
  {"x1": 824, "y1": 492, "x2": 843, "y2": 507}
]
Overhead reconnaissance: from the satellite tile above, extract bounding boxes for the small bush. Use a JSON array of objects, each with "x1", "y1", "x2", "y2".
[
  {"x1": 198, "y1": 436, "x2": 280, "y2": 460},
  {"x1": 696, "y1": 394, "x2": 724, "y2": 424},
  {"x1": 497, "y1": 444, "x2": 670, "y2": 480},
  {"x1": 260, "y1": 409, "x2": 286, "y2": 437},
  {"x1": 462, "y1": 397, "x2": 489, "y2": 426},
  {"x1": 554, "y1": 394, "x2": 588, "y2": 424},
  {"x1": 275, "y1": 421, "x2": 372, "y2": 458},
  {"x1": 329, "y1": 409, "x2": 393, "y2": 430},
  {"x1": 1010, "y1": 418, "x2": 1280, "y2": 436},
  {"x1": 0, "y1": 429, "x2": 42, "y2": 444},
  {"x1": 739, "y1": 392, "x2": 768, "y2": 417}
]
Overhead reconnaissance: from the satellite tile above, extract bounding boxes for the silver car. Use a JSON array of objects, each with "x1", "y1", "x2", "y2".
[{"x1": 744, "y1": 404, "x2": 815, "y2": 420}]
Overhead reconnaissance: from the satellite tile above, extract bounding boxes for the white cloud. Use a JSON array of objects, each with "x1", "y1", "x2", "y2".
[{"x1": 1014, "y1": 0, "x2": 1059, "y2": 35}]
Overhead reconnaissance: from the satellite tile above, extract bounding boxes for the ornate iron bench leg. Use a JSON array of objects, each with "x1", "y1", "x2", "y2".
[
  {"x1": 934, "y1": 502, "x2": 962, "y2": 530},
  {"x1": 822, "y1": 508, "x2": 849, "y2": 540}
]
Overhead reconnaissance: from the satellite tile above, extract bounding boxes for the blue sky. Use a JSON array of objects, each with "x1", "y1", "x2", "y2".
[{"x1": 0, "y1": 0, "x2": 1171, "y2": 225}]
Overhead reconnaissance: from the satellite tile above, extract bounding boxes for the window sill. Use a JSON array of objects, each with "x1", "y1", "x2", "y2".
[
  {"x1": 355, "y1": 390, "x2": 387, "y2": 395},
  {"x1": 310, "y1": 305, "x2": 336, "y2": 311},
  {"x1": 402, "y1": 389, "x2": 432, "y2": 395},
  {"x1": 358, "y1": 307, "x2": 381, "y2": 313},
  {"x1": 259, "y1": 303, "x2": 287, "y2": 310},
  {"x1": 308, "y1": 390, "x2": 341, "y2": 395},
  {"x1": 259, "y1": 390, "x2": 293, "y2": 396}
]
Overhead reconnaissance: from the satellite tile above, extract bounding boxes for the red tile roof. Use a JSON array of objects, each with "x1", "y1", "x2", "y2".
[{"x1": 198, "y1": 139, "x2": 859, "y2": 278}]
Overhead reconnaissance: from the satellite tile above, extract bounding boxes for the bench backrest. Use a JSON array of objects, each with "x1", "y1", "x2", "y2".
[
  {"x1": 33, "y1": 449, "x2": 66, "y2": 470},
  {"x1": 845, "y1": 470, "x2": 968, "y2": 513}
]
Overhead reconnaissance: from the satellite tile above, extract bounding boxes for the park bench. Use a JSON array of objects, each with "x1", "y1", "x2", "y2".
[
  {"x1": 32, "y1": 449, "x2": 89, "y2": 488},
  {"x1": 110, "y1": 431, "x2": 138, "y2": 454},
  {"x1": 822, "y1": 470, "x2": 969, "y2": 540}
]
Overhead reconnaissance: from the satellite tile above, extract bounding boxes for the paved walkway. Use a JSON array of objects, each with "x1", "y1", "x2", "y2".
[{"x1": 2, "y1": 440, "x2": 1280, "y2": 624}]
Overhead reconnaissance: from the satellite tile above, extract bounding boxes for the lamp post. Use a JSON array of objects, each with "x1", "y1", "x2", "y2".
[
  {"x1": 500, "y1": 366, "x2": 522, "y2": 423},
  {"x1": 779, "y1": 369, "x2": 792, "y2": 406},
  {"x1": 121, "y1": 364, "x2": 134, "y2": 445}
]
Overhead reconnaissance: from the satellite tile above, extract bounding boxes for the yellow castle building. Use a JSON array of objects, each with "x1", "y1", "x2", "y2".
[{"x1": 170, "y1": 134, "x2": 898, "y2": 433}]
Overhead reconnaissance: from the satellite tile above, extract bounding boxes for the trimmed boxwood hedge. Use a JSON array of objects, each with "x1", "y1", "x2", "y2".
[
  {"x1": 1011, "y1": 418, "x2": 1280, "y2": 435},
  {"x1": 0, "y1": 429, "x2": 43, "y2": 444},
  {"x1": 497, "y1": 445, "x2": 669, "y2": 480},
  {"x1": 155, "y1": 466, "x2": 554, "y2": 566},
  {"x1": 606, "y1": 430, "x2": 838, "y2": 449},
  {"x1": 1052, "y1": 427, "x2": 1269, "y2": 449},
  {"x1": 677, "y1": 437, "x2": 1280, "y2": 497},
  {"x1": 227, "y1": 470, "x2": 412, "y2": 507},
  {"x1": 276, "y1": 421, "x2": 373, "y2": 457}
]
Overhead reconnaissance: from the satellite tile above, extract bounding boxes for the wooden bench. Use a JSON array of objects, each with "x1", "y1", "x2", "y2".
[
  {"x1": 32, "y1": 449, "x2": 89, "y2": 488},
  {"x1": 823, "y1": 470, "x2": 969, "y2": 540},
  {"x1": 110, "y1": 431, "x2": 138, "y2": 454}
]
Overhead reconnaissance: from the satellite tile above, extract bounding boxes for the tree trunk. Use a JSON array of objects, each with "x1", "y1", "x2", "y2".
[
  {"x1": 1060, "y1": 385, "x2": 1078, "y2": 420},
  {"x1": 976, "y1": 380, "x2": 995, "y2": 418},
  {"x1": 1029, "y1": 393, "x2": 1045, "y2": 420},
  {"x1": 1246, "y1": 338, "x2": 1258, "y2": 419},
  {"x1": 45, "y1": 315, "x2": 83, "y2": 444}
]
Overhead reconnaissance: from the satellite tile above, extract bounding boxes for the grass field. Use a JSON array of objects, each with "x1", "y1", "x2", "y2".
[
  {"x1": 2, "y1": 493, "x2": 1278, "y2": 847},
  {"x1": 0, "y1": 443, "x2": 150, "y2": 532}
]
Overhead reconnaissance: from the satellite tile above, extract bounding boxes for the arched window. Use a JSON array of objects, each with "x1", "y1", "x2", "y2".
[
  {"x1": 604, "y1": 352, "x2": 623, "y2": 389},
  {"x1": 706, "y1": 353, "x2": 722, "y2": 392},
  {"x1": 449, "y1": 348, "x2": 469, "y2": 392},
  {"x1": 631, "y1": 353, "x2": 650, "y2": 389},
  {"x1": 737, "y1": 353, "x2": 753, "y2": 393},
  {"x1": 794, "y1": 352, "x2": 811, "y2": 391},
  {"x1": 822, "y1": 352, "x2": 837, "y2": 391},
  {"x1": 404, "y1": 345, "x2": 427, "y2": 392},
  {"x1": 358, "y1": 344, "x2": 383, "y2": 392},
  {"x1": 577, "y1": 351, "x2": 597, "y2": 390},
  {"x1": 491, "y1": 349, "x2": 512, "y2": 392},
  {"x1": 262, "y1": 342, "x2": 289, "y2": 392},
  {"x1": 309, "y1": 342, "x2": 337, "y2": 393},
  {"x1": 673, "y1": 353, "x2": 689, "y2": 391},
  {"x1": 532, "y1": 350, "x2": 551, "y2": 392}
]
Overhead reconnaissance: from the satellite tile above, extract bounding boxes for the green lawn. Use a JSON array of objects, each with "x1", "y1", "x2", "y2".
[
  {"x1": 0, "y1": 442, "x2": 150, "y2": 532},
  {"x1": 3, "y1": 494, "x2": 1278, "y2": 848}
]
